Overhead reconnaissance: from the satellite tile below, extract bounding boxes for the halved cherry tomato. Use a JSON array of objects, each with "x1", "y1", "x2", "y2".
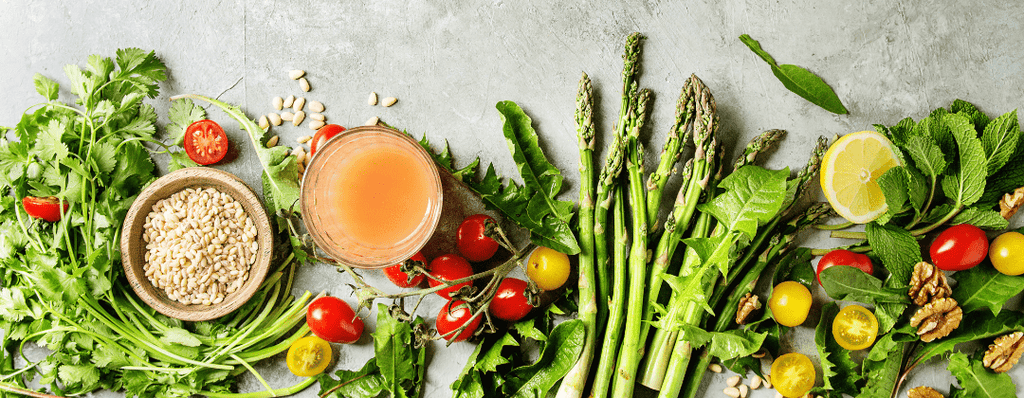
[
  {"x1": 769, "y1": 281, "x2": 812, "y2": 327},
  {"x1": 310, "y1": 124, "x2": 346, "y2": 156},
  {"x1": 929, "y1": 224, "x2": 989, "y2": 271},
  {"x1": 832, "y1": 304, "x2": 878, "y2": 350},
  {"x1": 990, "y1": 231, "x2": 1024, "y2": 276},
  {"x1": 770, "y1": 353, "x2": 816, "y2": 397},
  {"x1": 427, "y1": 254, "x2": 474, "y2": 299},
  {"x1": 457, "y1": 214, "x2": 500, "y2": 262},
  {"x1": 286, "y1": 335, "x2": 332, "y2": 377},
  {"x1": 490, "y1": 278, "x2": 533, "y2": 322},
  {"x1": 816, "y1": 249, "x2": 873, "y2": 284},
  {"x1": 182, "y1": 119, "x2": 228, "y2": 165},
  {"x1": 384, "y1": 251, "x2": 428, "y2": 288},
  {"x1": 526, "y1": 246, "x2": 570, "y2": 291},
  {"x1": 22, "y1": 196, "x2": 69, "y2": 222},
  {"x1": 306, "y1": 296, "x2": 364, "y2": 344},
  {"x1": 436, "y1": 300, "x2": 480, "y2": 342}
]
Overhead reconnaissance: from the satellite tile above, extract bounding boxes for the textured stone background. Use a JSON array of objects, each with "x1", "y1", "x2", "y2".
[{"x1": 2, "y1": 0, "x2": 1023, "y2": 397}]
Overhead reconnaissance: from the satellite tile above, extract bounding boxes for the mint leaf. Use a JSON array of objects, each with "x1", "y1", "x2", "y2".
[
  {"x1": 950, "y1": 207, "x2": 1009, "y2": 230},
  {"x1": 980, "y1": 110, "x2": 1019, "y2": 176},
  {"x1": 876, "y1": 166, "x2": 910, "y2": 224},
  {"x1": 864, "y1": 222, "x2": 921, "y2": 286},
  {"x1": 941, "y1": 113, "x2": 987, "y2": 208},
  {"x1": 951, "y1": 99, "x2": 990, "y2": 132},
  {"x1": 905, "y1": 135, "x2": 947, "y2": 178},
  {"x1": 815, "y1": 303, "x2": 862, "y2": 396},
  {"x1": 978, "y1": 146, "x2": 1024, "y2": 208},
  {"x1": 948, "y1": 352, "x2": 1017, "y2": 398},
  {"x1": 952, "y1": 263, "x2": 1024, "y2": 316},
  {"x1": 739, "y1": 34, "x2": 848, "y2": 114}
]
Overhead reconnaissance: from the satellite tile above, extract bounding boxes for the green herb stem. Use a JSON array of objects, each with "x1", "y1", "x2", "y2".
[{"x1": 201, "y1": 377, "x2": 317, "y2": 398}]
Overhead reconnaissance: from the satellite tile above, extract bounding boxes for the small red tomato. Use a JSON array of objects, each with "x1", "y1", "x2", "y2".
[
  {"x1": 310, "y1": 124, "x2": 346, "y2": 156},
  {"x1": 306, "y1": 296, "x2": 364, "y2": 344},
  {"x1": 384, "y1": 252, "x2": 428, "y2": 288},
  {"x1": 490, "y1": 278, "x2": 533, "y2": 322},
  {"x1": 930, "y1": 224, "x2": 989, "y2": 271},
  {"x1": 816, "y1": 249, "x2": 874, "y2": 284},
  {"x1": 456, "y1": 214, "x2": 500, "y2": 262},
  {"x1": 22, "y1": 196, "x2": 69, "y2": 222},
  {"x1": 428, "y1": 254, "x2": 474, "y2": 299},
  {"x1": 183, "y1": 119, "x2": 229, "y2": 165},
  {"x1": 436, "y1": 300, "x2": 480, "y2": 342}
]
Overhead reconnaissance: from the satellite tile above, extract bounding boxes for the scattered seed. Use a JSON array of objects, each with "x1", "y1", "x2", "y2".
[
  {"x1": 739, "y1": 384, "x2": 749, "y2": 398},
  {"x1": 258, "y1": 115, "x2": 269, "y2": 130},
  {"x1": 265, "y1": 135, "x2": 279, "y2": 148},
  {"x1": 750, "y1": 376, "x2": 762, "y2": 389},
  {"x1": 302, "y1": 152, "x2": 311, "y2": 167},
  {"x1": 293, "y1": 97, "x2": 306, "y2": 113},
  {"x1": 774, "y1": 393, "x2": 783, "y2": 398},
  {"x1": 272, "y1": 96, "x2": 284, "y2": 110},
  {"x1": 723, "y1": 387, "x2": 740, "y2": 398},
  {"x1": 293, "y1": 111, "x2": 306, "y2": 126},
  {"x1": 283, "y1": 95, "x2": 295, "y2": 108},
  {"x1": 365, "y1": 116, "x2": 379, "y2": 126},
  {"x1": 291, "y1": 146, "x2": 306, "y2": 158},
  {"x1": 382, "y1": 96, "x2": 398, "y2": 107},
  {"x1": 764, "y1": 375, "x2": 772, "y2": 389},
  {"x1": 309, "y1": 100, "x2": 325, "y2": 113},
  {"x1": 281, "y1": 111, "x2": 295, "y2": 122},
  {"x1": 368, "y1": 92, "x2": 378, "y2": 106},
  {"x1": 297, "y1": 135, "x2": 312, "y2": 144},
  {"x1": 299, "y1": 77, "x2": 310, "y2": 92},
  {"x1": 708, "y1": 364, "x2": 723, "y2": 373},
  {"x1": 309, "y1": 113, "x2": 325, "y2": 122},
  {"x1": 726, "y1": 376, "x2": 741, "y2": 387},
  {"x1": 289, "y1": 69, "x2": 305, "y2": 80},
  {"x1": 268, "y1": 113, "x2": 283, "y2": 126},
  {"x1": 309, "y1": 120, "x2": 325, "y2": 130}
]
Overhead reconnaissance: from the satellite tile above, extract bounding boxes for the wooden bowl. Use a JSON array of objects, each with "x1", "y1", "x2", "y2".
[{"x1": 120, "y1": 167, "x2": 273, "y2": 321}]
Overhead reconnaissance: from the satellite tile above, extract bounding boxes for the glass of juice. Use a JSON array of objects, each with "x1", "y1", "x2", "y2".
[{"x1": 300, "y1": 126, "x2": 443, "y2": 268}]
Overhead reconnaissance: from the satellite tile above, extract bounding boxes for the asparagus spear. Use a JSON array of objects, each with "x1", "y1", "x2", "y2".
[
  {"x1": 591, "y1": 187, "x2": 629, "y2": 398},
  {"x1": 610, "y1": 87, "x2": 651, "y2": 398},
  {"x1": 556, "y1": 72, "x2": 598, "y2": 398},
  {"x1": 645, "y1": 79, "x2": 697, "y2": 231}
]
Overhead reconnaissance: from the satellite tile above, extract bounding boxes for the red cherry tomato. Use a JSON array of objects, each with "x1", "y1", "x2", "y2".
[
  {"x1": 182, "y1": 119, "x2": 228, "y2": 165},
  {"x1": 306, "y1": 296, "x2": 364, "y2": 344},
  {"x1": 930, "y1": 224, "x2": 989, "y2": 271},
  {"x1": 456, "y1": 214, "x2": 500, "y2": 262},
  {"x1": 816, "y1": 249, "x2": 874, "y2": 284},
  {"x1": 427, "y1": 254, "x2": 473, "y2": 299},
  {"x1": 436, "y1": 300, "x2": 480, "y2": 342},
  {"x1": 384, "y1": 252, "x2": 428, "y2": 288},
  {"x1": 490, "y1": 278, "x2": 533, "y2": 322},
  {"x1": 310, "y1": 124, "x2": 346, "y2": 156},
  {"x1": 22, "y1": 196, "x2": 69, "y2": 222}
]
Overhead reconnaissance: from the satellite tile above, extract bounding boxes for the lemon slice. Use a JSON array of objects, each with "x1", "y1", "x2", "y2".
[{"x1": 820, "y1": 131, "x2": 900, "y2": 224}]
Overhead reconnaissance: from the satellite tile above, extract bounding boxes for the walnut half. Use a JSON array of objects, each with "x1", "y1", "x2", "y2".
[
  {"x1": 983, "y1": 331, "x2": 1024, "y2": 373},
  {"x1": 999, "y1": 187, "x2": 1024, "y2": 219},
  {"x1": 909, "y1": 297, "x2": 962, "y2": 342},
  {"x1": 735, "y1": 293, "x2": 761, "y2": 325},
  {"x1": 908, "y1": 386, "x2": 944, "y2": 398},
  {"x1": 908, "y1": 262, "x2": 952, "y2": 306}
]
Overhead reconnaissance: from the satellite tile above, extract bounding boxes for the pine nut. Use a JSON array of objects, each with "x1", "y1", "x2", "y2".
[
  {"x1": 738, "y1": 384, "x2": 748, "y2": 398},
  {"x1": 283, "y1": 95, "x2": 295, "y2": 108},
  {"x1": 764, "y1": 375, "x2": 772, "y2": 389},
  {"x1": 299, "y1": 78, "x2": 310, "y2": 92},
  {"x1": 309, "y1": 113, "x2": 325, "y2": 122},
  {"x1": 382, "y1": 96, "x2": 397, "y2": 107},
  {"x1": 293, "y1": 97, "x2": 306, "y2": 113},
  {"x1": 297, "y1": 135, "x2": 312, "y2": 144},
  {"x1": 293, "y1": 111, "x2": 306, "y2": 126},
  {"x1": 309, "y1": 100, "x2": 324, "y2": 113},
  {"x1": 289, "y1": 69, "x2": 305, "y2": 80},
  {"x1": 723, "y1": 387, "x2": 740, "y2": 398},
  {"x1": 727, "y1": 376, "x2": 741, "y2": 387},
  {"x1": 281, "y1": 111, "x2": 294, "y2": 122},
  {"x1": 750, "y1": 376, "x2": 762, "y2": 389},
  {"x1": 309, "y1": 120, "x2": 325, "y2": 130},
  {"x1": 272, "y1": 96, "x2": 284, "y2": 110},
  {"x1": 368, "y1": 92, "x2": 378, "y2": 106},
  {"x1": 258, "y1": 115, "x2": 270, "y2": 130},
  {"x1": 708, "y1": 364, "x2": 723, "y2": 373},
  {"x1": 774, "y1": 393, "x2": 783, "y2": 398},
  {"x1": 365, "y1": 116, "x2": 379, "y2": 126},
  {"x1": 268, "y1": 113, "x2": 282, "y2": 126},
  {"x1": 265, "y1": 135, "x2": 279, "y2": 148}
]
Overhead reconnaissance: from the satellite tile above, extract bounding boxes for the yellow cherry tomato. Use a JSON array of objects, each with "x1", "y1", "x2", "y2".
[
  {"x1": 990, "y1": 231, "x2": 1024, "y2": 276},
  {"x1": 526, "y1": 246, "x2": 570, "y2": 291},
  {"x1": 286, "y1": 335, "x2": 332, "y2": 377},
  {"x1": 768, "y1": 281, "x2": 812, "y2": 327},
  {"x1": 770, "y1": 353, "x2": 816, "y2": 398},
  {"x1": 832, "y1": 304, "x2": 879, "y2": 350}
]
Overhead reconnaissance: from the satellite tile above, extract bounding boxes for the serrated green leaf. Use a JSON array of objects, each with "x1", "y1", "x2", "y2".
[
  {"x1": 318, "y1": 359, "x2": 385, "y2": 398},
  {"x1": 504, "y1": 319, "x2": 584, "y2": 398},
  {"x1": 952, "y1": 263, "x2": 1024, "y2": 316},
  {"x1": 372, "y1": 303, "x2": 421, "y2": 397},
  {"x1": 166, "y1": 99, "x2": 206, "y2": 146},
  {"x1": 981, "y1": 110, "x2": 1019, "y2": 176},
  {"x1": 815, "y1": 303, "x2": 862, "y2": 396},
  {"x1": 876, "y1": 166, "x2": 910, "y2": 224},
  {"x1": 905, "y1": 135, "x2": 947, "y2": 178},
  {"x1": 888, "y1": 117, "x2": 916, "y2": 146},
  {"x1": 89, "y1": 142, "x2": 118, "y2": 175},
  {"x1": 33, "y1": 73, "x2": 59, "y2": 101},
  {"x1": 941, "y1": 113, "x2": 987, "y2": 208},
  {"x1": 950, "y1": 207, "x2": 1009, "y2": 230},
  {"x1": 58, "y1": 364, "x2": 100, "y2": 388},
  {"x1": 739, "y1": 34, "x2": 848, "y2": 114},
  {"x1": 951, "y1": 99, "x2": 990, "y2": 133},
  {"x1": 864, "y1": 222, "x2": 921, "y2": 286},
  {"x1": 913, "y1": 310, "x2": 1024, "y2": 366},
  {"x1": 36, "y1": 119, "x2": 69, "y2": 162},
  {"x1": 948, "y1": 352, "x2": 1017, "y2": 398},
  {"x1": 856, "y1": 334, "x2": 905, "y2": 398}
]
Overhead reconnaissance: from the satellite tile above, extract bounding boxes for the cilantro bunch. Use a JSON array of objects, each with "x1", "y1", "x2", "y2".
[{"x1": 0, "y1": 50, "x2": 312, "y2": 398}]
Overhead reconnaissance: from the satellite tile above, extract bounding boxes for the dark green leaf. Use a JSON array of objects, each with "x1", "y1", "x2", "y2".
[
  {"x1": 372, "y1": 304, "x2": 422, "y2": 398},
  {"x1": 704, "y1": 329, "x2": 767, "y2": 361},
  {"x1": 698, "y1": 165, "x2": 790, "y2": 239},
  {"x1": 977, "y1": 145, "x2": 1024, "y2": 208},
  {"x1": 504, "y1": 319, "x2": 584, "y2": 398},
  {"x1": 318, "y1": 359, "x2": 386, "y2": 398},
  {"x1": 950, "y1": 207, "x2": 1009, "y2": 230},
  {"x1": 864, "y1": 222, "x2": 921, "y2": 286},
  {"x1": 814, "y1": 303, "x2": 862, "y2": 396},
  {"x1": 876, "y1": 166, "x2": 910, "y2": 224},
  {"x1": 819, "y1": 266, "x2": 910, "y2": 306},
  {"x1": 941, "y1": 113, "x2": 987, "y2": 208},
  {"x1": 904, "y1": 135, "x2": 947, "y2": 178},
  {"x1": 950, "y1": 99, "x2": 990, "y2": 133},
  {"x1": 739, "y1": 34, "x2": 847, "y2": 114},
  {"x1": 856, "y1": 334, "x2": 905, "y2": 398},
  {"x1": 980, "y1": 110, "x2": 1019, "y2": 176},
  {"x1": 952, "y1": 263, "x2": 1024, "y2": 316},
  {"x1": 948, "y1": 352, "x2": 1017, "y2": 398},
  {"x1": 913, "y1": 310, "x2": 1024, "y2": 366}
]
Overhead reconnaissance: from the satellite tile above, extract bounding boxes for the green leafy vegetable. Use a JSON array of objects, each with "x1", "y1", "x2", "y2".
[
  {"x1": 814, "y1": 303, "x2": 862, "y2": 397},
  {"x1": 912, "y1": 311, "x2": 1024, "y2": 367},
  {"x1": 372, "y1": 304, "x2": 427, "y2": 398},
  {"x1": 318, "y1": 359, "x2": 386, "y2": 398},
  {"x1": 504, "y1": 319, "x2": 584, "y2": 398},
  {"x1": 980, "y1": 110, "x2": 1020, "y2": 176},
  {"x1": 952, "y1": 264, "x2": 1024, "y2": 316},
  {"x1": 819, "y1": 266, "x2": 910, "y2": 306},
  {"x1": 738, "y1": 34, "x2": 848, "y2": 114},
  {"x1": 864, "y1": 222, "x2": 921, "y2": 285},
  {"x1": 940, "y1": 113, "x2": 987, "y2": 210},
  {"x1": 856, "y1": 334, "x2": 905, "y2": 398},
  {"x1": 948, "y1": 352, "x2": 1017, "y2": 398}
]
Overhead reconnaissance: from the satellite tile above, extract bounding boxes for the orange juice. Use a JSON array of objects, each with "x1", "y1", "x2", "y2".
[{"x1": 301, "y1": 126, "x2": 442, "y2": 268}]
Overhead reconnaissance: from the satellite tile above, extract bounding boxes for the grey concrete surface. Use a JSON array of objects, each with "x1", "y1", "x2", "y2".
[{"x1": 2, "y1": 0, "x2": 1024, "y2": 397}]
